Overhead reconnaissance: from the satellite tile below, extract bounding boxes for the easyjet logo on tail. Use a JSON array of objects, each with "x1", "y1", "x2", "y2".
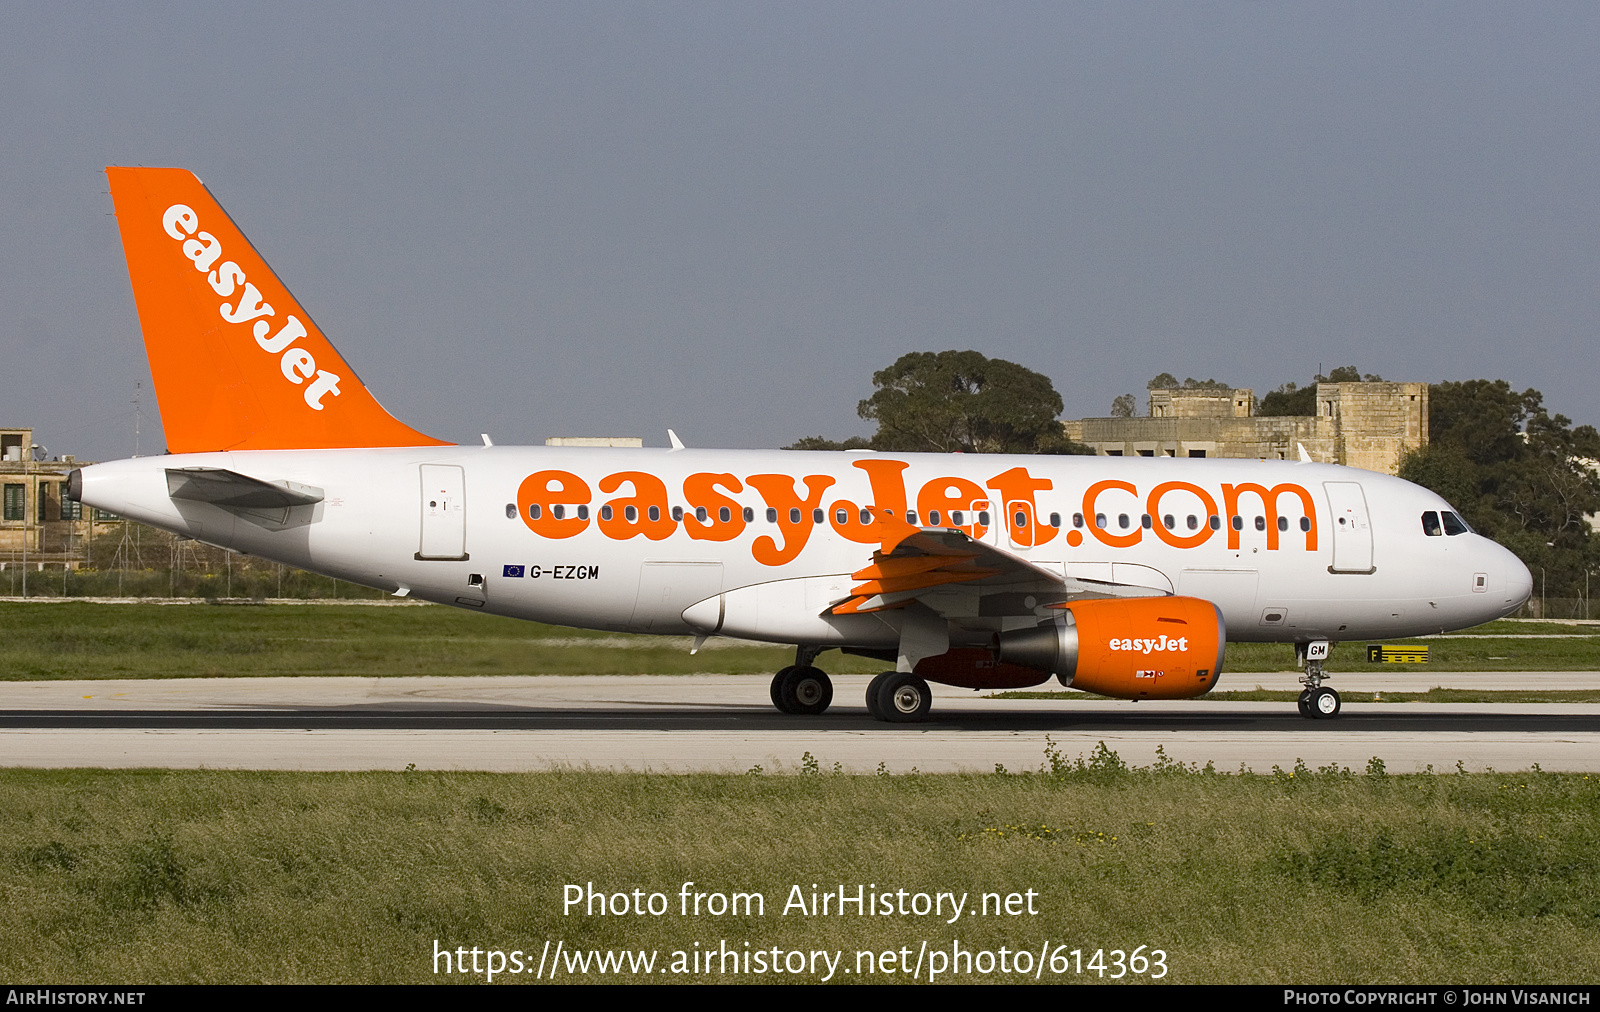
[{"x1": 160, "y1": 204, "x2": 342, "y2": 411}]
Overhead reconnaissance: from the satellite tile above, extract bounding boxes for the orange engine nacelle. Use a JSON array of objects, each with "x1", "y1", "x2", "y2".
[{"x1": 994, "y1": 596, "x2": 1226, "y2": 699}]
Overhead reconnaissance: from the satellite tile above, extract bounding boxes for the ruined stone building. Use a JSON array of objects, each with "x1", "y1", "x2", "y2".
[{"x1": 1063, "y1": 382, "x2": 1429, "y2": 475}]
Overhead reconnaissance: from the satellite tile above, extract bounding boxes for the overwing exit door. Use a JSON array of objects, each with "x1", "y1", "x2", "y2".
[{"x1": 417, "y1": 464, "x2": 469, "y2": 560}]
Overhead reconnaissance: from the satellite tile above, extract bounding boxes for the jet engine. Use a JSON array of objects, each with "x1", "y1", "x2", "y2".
[{"x1": 994, "y1": 596, "x2": 1226, "y2": 699}]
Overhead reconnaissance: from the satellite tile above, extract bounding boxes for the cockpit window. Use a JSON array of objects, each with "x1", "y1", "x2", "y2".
[
  {"x1": 1421, "y1": 511, "x2": 1442, "y2": 537},
  {"x1": 1441, "y1": 511, "x2": 1471, "y2": 536}
]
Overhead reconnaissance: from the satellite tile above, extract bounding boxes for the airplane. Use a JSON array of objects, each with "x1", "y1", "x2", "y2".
[{"x1": 69, "y1": 167, "x2": 1534, "y2": 722}]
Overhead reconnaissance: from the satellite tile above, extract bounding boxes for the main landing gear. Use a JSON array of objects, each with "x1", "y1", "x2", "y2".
[
  {"x1": 769, "y1": 646, "x2": 834, "y2": 715},
  {"x1": 864, "y1": 671, "x2": 932, "y2": 723},
  {"x1": 1296, "y1": 640, "x2": 1340, "y2": 719}
]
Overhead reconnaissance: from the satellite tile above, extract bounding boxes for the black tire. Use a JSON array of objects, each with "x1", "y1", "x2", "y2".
[
  {"x1": 770, "y1": 666, "x2": 797, "y2": 713},
  {"x1": 1297, "y1": 689, "x2": 1314, "y2": 719},
  {"x1": 779, "y1": 666, "x2": 833, "y2": 715},
  {"x1": 874, "y1": 671, "x2": 933, "y2": 723},
  {"x1": 1310, "y1": 686, "x2": 1341, "y2": 719},
  {"x1": 865, "y1": 671, "x2": 892, "y2": 719}
]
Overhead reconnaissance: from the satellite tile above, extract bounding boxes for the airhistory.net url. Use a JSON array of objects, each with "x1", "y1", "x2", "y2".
[{"x1": 432, "y1": 938, "x2": 1168, "y2": 982}]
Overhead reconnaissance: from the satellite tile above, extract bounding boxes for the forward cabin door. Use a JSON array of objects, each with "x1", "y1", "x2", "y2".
[
  {"x1": 417, "y1": 464, "x2": 469, "y2": 560},
  {"x1": 1323, "y1": 481, "x2": 1374, "y2": 574}
]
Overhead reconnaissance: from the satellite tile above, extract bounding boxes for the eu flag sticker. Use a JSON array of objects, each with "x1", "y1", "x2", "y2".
[{"x1": 502, "y1": 564, "x2": 526, "y2": 578}]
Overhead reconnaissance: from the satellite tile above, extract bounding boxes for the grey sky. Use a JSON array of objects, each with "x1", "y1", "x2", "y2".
[{"x1": 3, "y1": 3, "x2": 1597, "y2": 461}]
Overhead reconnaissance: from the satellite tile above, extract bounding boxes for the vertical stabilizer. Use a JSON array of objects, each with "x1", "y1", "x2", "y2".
[{"x1": 106, "y1": 167, "x2": 449, "y2": 452}]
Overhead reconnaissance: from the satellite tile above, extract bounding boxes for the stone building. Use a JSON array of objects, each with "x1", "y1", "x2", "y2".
[
  {"x1": 0, "y1": 426, "x2": 118, "y2": 569},
  {"x1": 1064, "y1": 382, "x2": 1429, "y2": 475}
]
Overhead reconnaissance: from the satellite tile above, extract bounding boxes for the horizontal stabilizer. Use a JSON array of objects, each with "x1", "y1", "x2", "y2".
[{"x1": 166, "y1": 467, "x2": 324, "y2": 509}]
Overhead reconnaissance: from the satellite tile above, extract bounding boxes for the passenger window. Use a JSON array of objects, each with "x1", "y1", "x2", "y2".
[
  {"x1": 928, "y1": 510, "x2": 941, "y2": 525},
  {"x1": 907, "y1": 511, "x2": 919, "y2": 525},
  {"x1": 718, "y1": 506, "x2": 731, "y2": 523},
  {"x1": 1049, "y1": 512, "x2": 1061, "y2": 528},
  {"x1": 951, "y1": 510, "x2": 965, "y2": 526},
  {"x1": 1141, "y1": 514, "x2": 1152, "y2": 529},
  {"x1": 695, "y1": 506, "x2": 708, "y2": 523},
  {"x1": 1300, "y1": 517, "x2": 1311, "y2": 532},
  {"x1": 812, "y1": 509, "x2": 824, "y2": 524},
  {"x1": 1163, "y1": 514, "x2": 1175, "y2": 529},
  {"x1": 505, "y1": 504, "x2": 516, "y2": 519},
  {"x1": 1014, "y1": 510, "x2": 1028, "y2": 528},
  {"x1": 977, "y1": 510, "x2": 990, "y2": 526},
  {"x1": 765, "y1": 507, "x2": 777, "y2": 523},
  {"x1": 1118, "y1": 514, "x2": 1130, "y2": 529},
  {"x1": 1072, "y1": 513, "x2": 1084, "y2": 528},
  {"x1": 600, "y1": 505, "x2": 614, "y2": 521},
  {"x1": 1209, "y1": 515, "x2": 1222, "y2": 530},
  {"x1": 1254, "y1": 516, "x2": 1266, "y2": 531},
  {"x1": 672, "y1": 506, "x2": 684, "y2": 522},
  {"x1": 835, "y1": 508, "x2": 848, "y2": 524},
  {"x1": 859, "y1": 509, "x2": 870, "y2": 525},
  {"x1": 1442, "y1": 511, "x2": 1470, "y2": 536},
  {"x1": 1422, "y1": 511, "x2": 1442, "y2": 537},
  {"x1": 553, "y1": 505, "x2": 565, "y2": 520},
  {"x1": 1277, "y1": 516, "x2": 1288, "y2": 532},
  {"x1": 1095, "y1": 513, "x2": 1107, "y2": 529},
  {"x1": 649, "y1": 505, "x2": 661, "y2": 522},
  {"x1": 743, "y1": 507, "x2": 754, "y2": 523},
  {"x1": 788, "y1": 507, "x2": 801, "y2": 524},
  {"x1": 1231, "y1": 515, "x2": 1242, "y2": 531},
  {"x1": 528, "y1": 504, "x2": 542, "y2": 520},
  {"x1": 626, "y1": 505, "x2": 639, "y2": 523},
  {"x1": 1186, "y1": 515, "x2": 1198, "y2": 530},
  {"x1": 577, "y1": 505, "x2": 589, "y2": 521}
]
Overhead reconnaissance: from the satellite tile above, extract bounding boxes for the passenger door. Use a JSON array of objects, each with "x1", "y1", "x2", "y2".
[
  {"x1": 1323, "y1": 481, "x2": 1374, "y2": 573},
  {"x1": 417, "y1": 464, "x2": 468, "y2": 561}
]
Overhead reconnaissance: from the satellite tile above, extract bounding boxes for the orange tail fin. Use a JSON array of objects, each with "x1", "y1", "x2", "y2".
[{"x1": 106, "y1": 167, "x2": 449, "y2": 452}]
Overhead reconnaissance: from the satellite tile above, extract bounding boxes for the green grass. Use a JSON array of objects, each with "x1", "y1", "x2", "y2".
[
  {"x1": 2, "y1": 756, "x2": 1598, "y2": 983},
  {"x1": 0, "y1": 602, "x2": 1597, "y2": 681},
  {"x1": 0, "y1": 601, "x2": 880, "y2": 680}
]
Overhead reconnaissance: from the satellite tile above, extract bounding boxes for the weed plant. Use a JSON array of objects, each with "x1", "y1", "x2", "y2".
[{"x1": 2, "y1": 747, "x2": 1598, "y2": 983}]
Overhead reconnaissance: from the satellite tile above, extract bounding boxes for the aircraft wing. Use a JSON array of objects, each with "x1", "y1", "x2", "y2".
[{"x1": 829, "y1": 512, "x2": 1166, "y2": 618}]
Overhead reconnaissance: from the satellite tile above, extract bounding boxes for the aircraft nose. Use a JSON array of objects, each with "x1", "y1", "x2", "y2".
[{"x1": 1495, "y1": 544, "x2": 1533, "y2": 616}]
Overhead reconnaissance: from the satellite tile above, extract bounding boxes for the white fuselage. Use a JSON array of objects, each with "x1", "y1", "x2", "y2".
[{"x1": 76, "y1": 447, "x2": 1532, "y2": 650}]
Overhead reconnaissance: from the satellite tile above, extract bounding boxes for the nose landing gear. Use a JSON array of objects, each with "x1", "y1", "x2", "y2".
[{"x1": 1296, "y1": 640, "x2": 1340, "y2": 719}]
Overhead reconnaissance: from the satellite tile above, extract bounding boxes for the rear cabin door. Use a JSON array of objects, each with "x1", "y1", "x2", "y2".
[{"x1": 417, "y1": 464, "x2": 469, "y2": 560}]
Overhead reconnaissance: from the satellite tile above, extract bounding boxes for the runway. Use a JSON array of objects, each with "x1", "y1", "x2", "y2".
[{"x1": 2, "y1": 671, "x2": 1599, "y2": 773}]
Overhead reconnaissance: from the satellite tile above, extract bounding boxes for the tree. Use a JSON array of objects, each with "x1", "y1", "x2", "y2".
[
  {"x1": 1258, "y1": 382, "x2": 1315, "y2": 417},
  {"x1": 1399, "y1": 380, "x2": 1600, "y2": 601},
  {"x1": 856, "y1": 350, "x2": 1091, "y2": 454},
  {"x1": 1259, "y1": 367, "x2": 1384, "y2": 416},
  {"x1": 1146, "y1": 373, "x2": 1231, "y2": 390},
  {"x1": 782, "y1": 435, "x2": 872, "y2": 451},
  {"x1": 1110, "y1": 393, "x2": 1138, "y2": 418}
]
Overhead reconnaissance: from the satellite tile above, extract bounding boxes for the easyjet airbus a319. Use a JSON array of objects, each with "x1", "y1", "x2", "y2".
[{"x1": 70, "y1": 167, "x2": 1533, "y2": 721}]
